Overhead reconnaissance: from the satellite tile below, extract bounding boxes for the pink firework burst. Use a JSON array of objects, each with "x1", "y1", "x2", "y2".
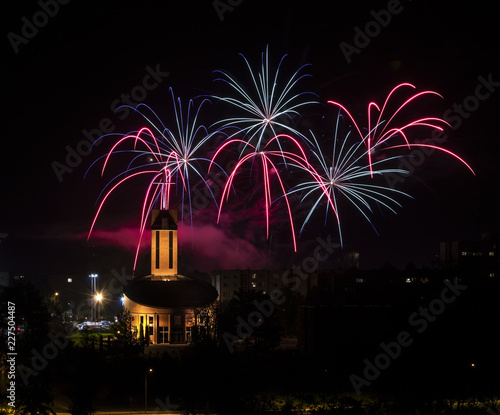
[
  {"x1": 210, "y1": 133, "x2": 322, "y2": 252},
  {"x1": 328, "y1": 83, "x2": 475, "y2": 177}
]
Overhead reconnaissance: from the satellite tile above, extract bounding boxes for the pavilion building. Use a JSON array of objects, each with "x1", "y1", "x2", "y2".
[{"x1": 123, "y1": 209, "x2": 218, "y2": 344}]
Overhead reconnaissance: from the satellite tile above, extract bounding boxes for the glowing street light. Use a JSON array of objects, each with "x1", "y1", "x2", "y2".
[
  {"x1": 95, "y1": 292, "x2": 103, "y2": 321},
  {"x1": 89, "y1": 273, "x2": 98, "y2": 321}
]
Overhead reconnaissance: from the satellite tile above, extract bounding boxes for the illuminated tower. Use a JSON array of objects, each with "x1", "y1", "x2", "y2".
[
  {"x1": 150, "y1": 209, "x2": 178, "y2": 278},
  {"x1": 124, "y1": 208, "x2": 218, "y2": 344}
]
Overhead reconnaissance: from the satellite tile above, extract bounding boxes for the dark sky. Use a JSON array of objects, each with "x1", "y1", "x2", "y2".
[{"x1": 1, "y1": 0, "x2": 499, "y2": 275}]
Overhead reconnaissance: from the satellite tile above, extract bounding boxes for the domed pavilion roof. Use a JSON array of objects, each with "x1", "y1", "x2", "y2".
[{"x1": 124, "y1": 274, "x2": 218, "y2": 309}]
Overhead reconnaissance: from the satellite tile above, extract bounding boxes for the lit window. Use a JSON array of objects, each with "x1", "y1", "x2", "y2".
[
  {"x1": 489, "y1": 252, "x2": 495, "y2": 256},
  {"x1": 461, "y1": 252, "x2": 467, "y2": 256},
  {"x1": 168, "y1": 231, "x2": 173, "y2": 268},
  {"x1": 155, "y1": 231, "x2": 160, "y2": 268}
]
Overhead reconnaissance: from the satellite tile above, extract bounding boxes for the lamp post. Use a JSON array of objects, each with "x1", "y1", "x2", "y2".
[
  {"x1": 89, "y1": 274, "x2": 98, "y2": 321},
  {"x1": 95, "y1": 293, "x2": 103, "y2": 322},
  {"x1": 52, "y1": 292, "x2": 59, "y2": 315},
  {"x1": 145, "y1": 368, "x2": 153, "y2": 411}
]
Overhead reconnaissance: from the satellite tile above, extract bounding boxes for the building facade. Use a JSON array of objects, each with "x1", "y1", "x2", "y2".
[
  {"x1": 440, "y1": 233, "x2": 499, "y2": 278},
  {"x1": 124, "y1": 209, "x2": 218, "y2": 344}
]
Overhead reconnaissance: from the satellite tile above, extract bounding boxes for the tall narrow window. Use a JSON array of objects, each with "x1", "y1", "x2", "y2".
[
  {"x1": 169, "y1": 231, "x2": 173, "y2": 268},
  {"x1": 155, "y1": 231, "x2": 160, "y2": 269},
  {"x1": 156, "y1": 315, "x2": 161, "y2": 343}
]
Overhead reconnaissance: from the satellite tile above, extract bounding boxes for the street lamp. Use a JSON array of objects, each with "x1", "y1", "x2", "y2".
[
  {"x1": 145, "y1": 368, "x2": 153, "y2": 411},
  {"x1": 95, "y1": 292, "x2": 103, "y2": 322},
  {"x1": 89, "y1": 274, "x2": 98, "y2": 321}
]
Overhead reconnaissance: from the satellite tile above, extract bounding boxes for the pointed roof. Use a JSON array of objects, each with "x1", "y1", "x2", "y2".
[{"x1": 151, "y1": 209, "x2": 177, "y2": 231}]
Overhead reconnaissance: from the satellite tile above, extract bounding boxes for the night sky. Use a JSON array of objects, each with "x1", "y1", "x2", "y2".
[{"x1": 1, "y1": 0, "x2": 499, "y2": 276}]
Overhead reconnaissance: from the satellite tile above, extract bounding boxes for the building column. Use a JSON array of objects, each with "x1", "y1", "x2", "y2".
[
  {"x1": 153, "y1": 313, "x2": 157, "y2": 344},
  {"x1": 167, "y1": 314, "x2": 171, "y2": 343}
]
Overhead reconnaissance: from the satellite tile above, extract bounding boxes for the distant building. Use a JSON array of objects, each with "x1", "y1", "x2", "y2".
[
  {"x1": 211, "y1": 248, "x2": 360, "y2": 304},
  {"x1": 123, "y1": 209, "x2": 218, "y2": 344},
  {"x1": 211, "y1": 268, "x2": 315, "y2": 301},
  {"x1": 440, "y1": 233, "x2": 499, "y2": 278},
  {"x1": 296, "y1": 266, "x2": 463, "y2": 356}
]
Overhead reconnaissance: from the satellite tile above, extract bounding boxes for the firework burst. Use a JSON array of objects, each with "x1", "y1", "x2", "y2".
[
  {"x1": 328, "y1": 83, "x2": 475, "y2": 176},
  {"x1": 210, "y1": 134, "x2": 317, "y2": 252},
  {"x1": 287, "y1": 110, "x2": 412, "y2": 246},
  {"x1": 87, "y1": 52, "x2": 476, "y2": 262},
  {"x1": 88, "y1": 89, "x2": 220, "y2": 271},
  {"x1": 211, "y1": 46, "x2": 318, "y2": 153}
]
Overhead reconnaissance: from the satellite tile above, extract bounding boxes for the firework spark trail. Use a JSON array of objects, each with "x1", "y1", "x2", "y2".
[
  {"x1": 211, "y1": 46, "x2": 318, "y2": 154},
  {"x1": 88, "y1": 90, "x2": 220, "y2": 271},
  {"x1": 88, "y1": 130, "x2": 179, "y2": 270},
  {"x1": 386, "y1": 143, "x2": 476, "y2": 175},
  {"x1": 87, "y1": 55, "x2": 477, "y2": 264},
  {"x1": 129, "y1": 89, "x2": 223, "y2": 219},
  {"x1": 210, "y1": 134, "x2": 321, "y2": 252},
  {"x1": 286, "y1": 109, "x2": 413, "y2": 247},
  {"x1": 328, "y1": 83, "x2": 453, "y2": 177}
]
